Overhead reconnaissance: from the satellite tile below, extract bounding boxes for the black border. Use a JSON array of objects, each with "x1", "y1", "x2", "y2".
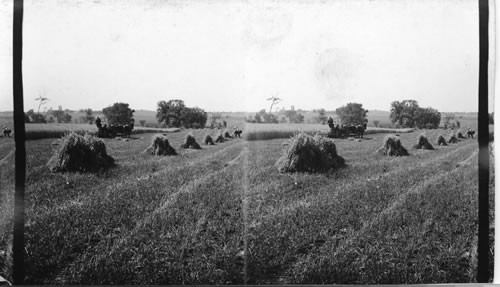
[
  {"x1": 477, "y1": 0, "x2": 490, "y2": 282},
  {"x1": 12, "y1": 0, "x2": 25, "y2": 284}
]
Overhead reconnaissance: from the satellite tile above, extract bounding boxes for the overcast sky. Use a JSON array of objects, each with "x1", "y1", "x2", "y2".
[{"x1": 0, "y1": 0, "x2": 492, "y2": 113}]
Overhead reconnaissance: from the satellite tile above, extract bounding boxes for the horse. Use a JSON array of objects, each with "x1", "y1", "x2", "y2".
[
  {"x1": 466, "y1": 130, "x2": 475, "y2": 138},
  {"x1": 2, "y1": 127, "x2": 12, "y2": 137},
  {"x1": 356, "y1": 123, "x2": 367, "y2": 138},
  {"x1": 110, "y1": 124, "x2": 133, "y2": 138},
  {"x1": 347, "y1": 125, "x2": 358, "y2": 138},
  {"x1": 233, "y1": 128, "x2": 242, "y2": 138}
]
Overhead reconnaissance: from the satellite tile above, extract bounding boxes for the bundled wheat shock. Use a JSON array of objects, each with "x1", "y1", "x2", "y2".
[
  {"x1": 413, "y1": 134, "x2": 434, "y2": 150},
  {"x1": 203, "y1": 134, "x2": 215, "y2": 145},
  {"x1": 377, "y1": 135, "x2": 409, "y2": 156},
  {"x1": 145, "y1": 134, "x2": 177, "y2": 156},
  {"x1": 276, "y1": 133, "x2": 345, "y2": 173},
  {"x1": 181, "y1": 133, "x2": 202, "y2": 149},
  {"x1": 48, "y1": 132, "x2": 115, "y2": 172}
]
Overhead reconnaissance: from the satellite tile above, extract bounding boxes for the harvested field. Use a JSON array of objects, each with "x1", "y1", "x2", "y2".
[{"x1": 0, "y1": 128, "x2": 492, "y2": 284}]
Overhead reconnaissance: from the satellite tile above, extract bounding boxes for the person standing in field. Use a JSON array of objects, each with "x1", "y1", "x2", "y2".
[{"x1": 95, "y1": 116, "x2": 102, "y2": 129}]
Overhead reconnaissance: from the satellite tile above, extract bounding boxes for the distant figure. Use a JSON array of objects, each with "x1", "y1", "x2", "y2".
[
  {"x1": 327, "y1": 117, "x2": 334, "y2": 129},
  {"x1": 234, "y1": 127, "x2": 242, "y2": 138},
  {"x1": 95, "y1": 116, "x2": 102, "y2": 129},
  {"x1": 2, "y1": 127, "x2": 12, "y2": 137},
  {"x1": 466, "y1": 128, "x2": 475, "y2": 138}
]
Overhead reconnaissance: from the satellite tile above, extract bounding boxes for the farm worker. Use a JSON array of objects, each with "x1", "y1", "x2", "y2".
[
  {"x1": 327, "y1": 117, "x2": 334, "y2": 128},
  {"x1": 95, "y1": 116, "x2": 102, "y2": 129}
]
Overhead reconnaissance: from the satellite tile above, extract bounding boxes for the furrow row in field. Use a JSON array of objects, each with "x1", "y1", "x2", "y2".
[
  {"x1": 0, "y1": 150, "x2": 14, "y2": 167},
  {"x1": 24, "y1": 138, "x2": 246, "y2": 283},
  {"x1": 58, "y1": 143, "x2": 250, "y2": 284},
  {"x1": 288, "y1": 158, "x2": 479, "y2": 284},
  {"x1": 242, "y1": 140, "x2": 478, "y2": 283},
  {"x1": 25, "y1": 137, "x2": 244, "y2": 212},
  {"x1": 245, "y1": 139, "x2": 477, "y2": 220}
]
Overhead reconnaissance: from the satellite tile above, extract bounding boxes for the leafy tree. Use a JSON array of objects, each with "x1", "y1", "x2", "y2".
[
  {"x1": 284, "y1": 109, "x2": 304, "y2": 123},
  {"x1": 50, "y1": 110, "x2": 72, "y2": 123},
  {"x1": 415, "y1": 107, "x2": 441, "y2": 129},
  {"x1": 373, "y1": 120, "x2": 380, "y2": 127},
  {"x1": 180, "y1": 107, "x2": 208, "y2": 128},
  {"x1": 335, "y1": 103, "x2": 368, "y2": 125},
  {"x1": 156, "y1": 100, "x2": 207, "y2": 128},
  {"x1": 254, "y1": 113, "x2": 262, "y2": 123},
  {"x1": 156, "y1": 100, "x2": 186, "y2": 127},
  {"x1": 391, "y1": 100, "x2": 441, "y2": 129},
  {"x1": 390, "y1": 100, "x2": 420, "y2": 127},
  {"x1": 256, "y1": 109, "x2": 279, "y2": 123},
  {"x1": 262, "y1": 113, "x2": 279, "y2": 123},
  {"x1": 80, "y1": 108, "x2": 95, "y2": 124},
  {"x1": 103, "y1": 102, "x2": 135, "y2": 125},
  {"x1": 139, "y1": 120, "x2": 146, "y2": 127},
  {"x1": 25, "y1": 109, "x2": 46, "y2": 123}
]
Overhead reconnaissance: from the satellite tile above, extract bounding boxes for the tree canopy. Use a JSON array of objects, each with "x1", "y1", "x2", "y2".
[
  {"x1": 284, "y1": 109, "x2": 305, "y2": 123},
  {"x1": 25, "y1": 109, "x2": 46, "y2": 123},
  {"x1": 50, "y1": 109, "x2": 72, "y2": 123},
  {"x1": 80, "y1": 108, "x2": 95, "y2": 124},
  {"x1": 335, "y1": 103, "x2": 368, "y2": 125},
  {"x1": 390, "y1": 100, "x2": 440, "y2": 129},
  {"x1": 156, "y1": 99, "x2": 207, "y2": 128},
  {"x1": 102, "y1": 102, "x2": 135, "y2": 125}
]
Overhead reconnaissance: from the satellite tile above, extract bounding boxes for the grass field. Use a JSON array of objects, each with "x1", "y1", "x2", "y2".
[{"x1": 0, "y1": 127, "x2": 494, "y2": 284}]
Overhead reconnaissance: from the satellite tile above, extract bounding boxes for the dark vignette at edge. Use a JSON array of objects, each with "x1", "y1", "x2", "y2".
[
  {"x1": 12, "y1": 0, "x2": 25, "y2": 285},
  {"x1": 477, "y1": 0, "x2": 490, "y2": 283}
]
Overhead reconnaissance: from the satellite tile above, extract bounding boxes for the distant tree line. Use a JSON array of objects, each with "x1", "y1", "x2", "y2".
[
  {"x1": 390, "y1": 100, "x2": 441, "y2": 129},
  {"x1": 246, "y1": 109, "x2": 279, "y2": 124},
  {"x1": 245, "y1": 109, "x2": 306, "y2": 124},
  {"x1": 156, "y1": 99, "x2": 207, "y2": 128},
  {"x1": 24, "y1": 108, "x2": 73, "y2": 124}
]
